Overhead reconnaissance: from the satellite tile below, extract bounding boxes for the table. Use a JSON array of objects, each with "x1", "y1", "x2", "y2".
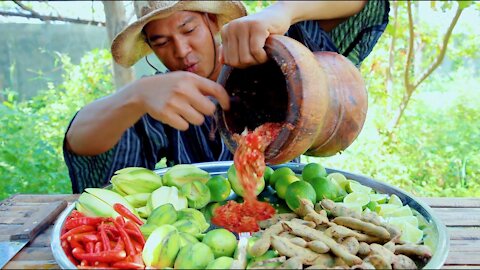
[{"x1": 1, "y1": 194, "x2": 479, "y2": 269}]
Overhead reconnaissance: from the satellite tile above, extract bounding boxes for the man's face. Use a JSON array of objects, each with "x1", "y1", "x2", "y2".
[{"x1": 144, "y1": 11, "x2": 220, "y2": 80}]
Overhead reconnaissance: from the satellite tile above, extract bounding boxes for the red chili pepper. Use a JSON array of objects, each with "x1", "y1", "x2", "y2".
[
  {"x1": 113, "y1": 203, "x2": 144, "y2": 226},
  {"x1": 70, "y1": 210, "x2": 85, "y2": 218},
  {"x1": 125, "y1": 221, "x2": 146, "y2": 246},
  {"x1": 94, "y1": 241, "x2": 103, "y2": 253},
  {"x1": 78, "y1": 266, "x2": 116, "y2": 270},
  {"x1": 73, "y1": 249, "x2": 127, "y2": 263},
  {"x1": 113, "y1": 219, "x2": 136, "y2": 256},
  {"x1": 86, "y1": 242, "x2": 94, "y2": 253},
  {"x1": 71, "y1": 233, "x2": 99, "y2": 243},
  {"x1": 64, "y1": 217, "x2": 108, "y2": 230},
  {"x1": 61, "y1": 225, "x2": 96, "y2": 240},
  {"x1": 112, "y1": 261, "x2": 145, "y2": 269},
  {"x1": 113, "y1": 239, "x2": 125, "y2": 251},
  {"x1": 99, "y1": 224, "x2": 111, "y2": 251},
  {"x1": 68, "y1": 238, "x2": 84, "y2": 250},
  {"x1": 115, "y1": 215, "x2": 125, "y2": 227}
]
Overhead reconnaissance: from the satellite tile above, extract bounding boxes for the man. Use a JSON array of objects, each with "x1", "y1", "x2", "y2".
[{"x1": 64, "y1": 1, "x2": 389, "y2": 193}]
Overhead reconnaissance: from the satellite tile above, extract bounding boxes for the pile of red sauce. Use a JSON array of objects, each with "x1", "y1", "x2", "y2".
[{"x1": 212, "y1": 123, "x2": 283, "y2": 233}]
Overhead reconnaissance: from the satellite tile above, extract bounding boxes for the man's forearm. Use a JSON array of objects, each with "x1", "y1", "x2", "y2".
[
  {"x1": 272, "y1": 1, "x2": 367, "y2": 25},
  {"x1": 66, "y1": 81, "x2": 145, "y2": 156}
]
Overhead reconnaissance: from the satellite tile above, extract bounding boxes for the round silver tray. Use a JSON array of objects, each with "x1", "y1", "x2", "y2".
[{"x1": 51, "y1": 161, "x2": 449, "y2": 269}]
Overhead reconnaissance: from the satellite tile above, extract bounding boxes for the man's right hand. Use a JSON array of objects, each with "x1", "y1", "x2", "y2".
[
  {"x1": 137, "y1": 71, "x2": 230, "y2": 131},
  {"x1": 66, "y1": 71, "x2": 229, "y2": 156}
]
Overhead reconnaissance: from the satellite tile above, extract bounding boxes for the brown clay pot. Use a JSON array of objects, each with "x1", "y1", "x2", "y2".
[{"x1": 215, "y1": 35, "x2": 367, "y2": 164}]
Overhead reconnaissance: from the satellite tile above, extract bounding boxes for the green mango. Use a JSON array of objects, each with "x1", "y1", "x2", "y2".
[
  {"x1": 139, "y1": 223, "x2": 157, "y2": 238},
  {"x1": 163, "y1": 164, "x2": 210, "y2": 188},
  {"x1": 177, "y1": 208, "x2": 210, "y2": 232},
  {"x1": 110, "y1": 167, "x2": 163, "y2": 195},
  {"x1": 77, "y1": 192, "x2": 118, "y2": 218},
  {"x1": 179, "y1": 232, "x2": 200, "y2": 248},
  {"x1": 142, "y1": 224, "x2": 181, "y2": 268},
  {"x1": 227, "y1": 164, "x2": 265, "y2": 197},
  {"x1": 206, "y1": 256, "x2": 234, "y2": 270},
  {"x1": 147, "y1": 203, "x2": 178, "y2": 226},
  {"x1": 136, "y1": 206, "x2": 150, "y2": 219},
  {"x1": 124, "y1": 193, "x2": 150, "y2": 208},
  {"x1": 85, "y1": 188, "x2": 138, "y2": 216},
  {"x1": 181, "y1": 180, "x2": 211, "y2": 209},
  {"x1": 147, "y1": 186, "x2": 188, "y2": 212},
  {"x1": 174, "y1": 242, "x2": 215, "y2": 269},
  {"x1": 172, "y1": 219, "x2": 203, "y2": 236}
]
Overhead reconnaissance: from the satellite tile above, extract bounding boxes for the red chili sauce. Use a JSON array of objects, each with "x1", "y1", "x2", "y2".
[{"x1": 212, "y1": 123, "x2": 283, "y2": 233}]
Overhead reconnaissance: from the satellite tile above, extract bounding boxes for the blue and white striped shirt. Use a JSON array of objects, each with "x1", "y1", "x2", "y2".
[{"x1": 64, "y1": 0, "x2": 389, "y2": 193}]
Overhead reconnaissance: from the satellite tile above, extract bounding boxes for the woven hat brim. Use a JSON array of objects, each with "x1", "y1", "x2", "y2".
[{"x1": 111, "y1": 1, "x2": 247, "y2": 68}]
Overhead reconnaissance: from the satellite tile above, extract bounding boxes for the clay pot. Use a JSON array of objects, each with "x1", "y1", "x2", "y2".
[{"x1": 215, "y1": 35, "x2": 367, "y2": 164}]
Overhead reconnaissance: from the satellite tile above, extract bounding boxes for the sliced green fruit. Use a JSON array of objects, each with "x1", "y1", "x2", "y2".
[
  {"x1": 380, "y1": 205, "x2": 413, "y2": 218},
  {"x1": 345, "y1": 180, "x2": 372, "y2": 194},
  {"x1": 386, "y1": 216, "x2": 419, "y2": 228},
  {"x1": 343, "y1": 192, "x2": 370, "y2": 207},
  {"x1": 327, "y1": 172, "x2": 349, "y2": 190},
  {"x1": 388, "y1": 194, "x2": 403, "y2": 206},
  {"x1": 142, "y1": 224, "x2": 180, "y2": 268},
  {"x1": 375, "y1": 203, "x2": 401, "y2": 215},
  {"x1": 163, "y1": 164, "x2": 210, "y2": 188},
  {"x1": 369, "y1": 193, "x2": 389, "y2": 204},
  {"x1": 147, "y1": 186, "x2": 188, "y2": 212},
  {"x1": 398, "y1": 222, "x2": 424, "y2": 244},
  {"x1": 181, "y1": 180, "x2": 211, "y2": 209}
]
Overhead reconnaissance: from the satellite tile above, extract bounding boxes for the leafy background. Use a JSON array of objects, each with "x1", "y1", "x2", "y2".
[{"x1": 1, "y1": 1, "x2": 479, "y2": 200}]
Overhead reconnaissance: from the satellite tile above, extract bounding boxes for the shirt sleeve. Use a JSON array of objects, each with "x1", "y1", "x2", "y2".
[{"x1": 286, "y1": 0, "x2": 390, "y2": 66}]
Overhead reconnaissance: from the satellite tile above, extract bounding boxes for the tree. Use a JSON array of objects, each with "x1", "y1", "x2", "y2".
[
  {"x1": 102, "y1": 1, "x2": 135, "y2": 89},
  {"x1": 386, "y1": 1, "x2": 469, "y2": 134}
]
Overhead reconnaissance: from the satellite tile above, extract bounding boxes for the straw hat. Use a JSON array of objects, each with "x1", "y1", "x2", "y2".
[{"x1": 111, "y1": 1, "x2": 247, "y2": 68}]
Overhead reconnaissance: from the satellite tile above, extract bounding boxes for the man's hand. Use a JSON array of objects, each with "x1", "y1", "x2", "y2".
[
  {"x1": 138, "y1": 71, "x2": 230, "y2": 131},
  {"x1": 220, "y1": 6, "x2": 291, "y2": 68}
]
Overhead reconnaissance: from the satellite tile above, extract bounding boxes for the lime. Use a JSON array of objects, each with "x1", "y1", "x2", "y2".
[
  {"x1": 380, "y1": 205, "x2": 413, "y2": 218},
  {"x1": 206, "y1": 175, "x2": 231, "y2": 202},
  {"x1": 327, "y1": 172, "x2": 349, "y2": 190},
  {"x1": 345, "y1": 180, "x2": 372, "y2": 194},
  {"x1": 202, "y1": 228, "x2": 238, "y2": 258},
  {"x1": 263, "y1": 166, "x2": 274, "y2": 186},
  {"x1": 375, "y1": 203, "x2": 400, "y2": 215},
  {"x1": 343, "y1": 192, "x2": 370, "y2": 207},
  {"x1": 337, "y1": 202, "x2": 362, "y2": 216},
  {"x1": 388, "y1": 194, "x2": 403, "y2": 206},
  {"x1": 369, "y1": 193, "x2": 389, "y2": 204},
  {"x1": 305, "y1": 176, "x2": 345, "y2": 202},
  {"x1": 269, "y1": 167, "x2": 295, "y2": 188},
  {"x1": 398, "y1": 222, "x2": 424, "y2": 244},
  {"x1": 386, "y1": 216, "x2": 419, "y2": 227},
  {"x1": 274, "y1": 174, "x2": 300, "y2": 199},
  {"x1": 365, "y1": 200, "x2": 378, "y2": 211},
  {"x1": 285, "y1": 181, "x2": 317, "y2": 213},
  {"x1": 302, "y1": 162, "x2": 327, "y2": 182}
]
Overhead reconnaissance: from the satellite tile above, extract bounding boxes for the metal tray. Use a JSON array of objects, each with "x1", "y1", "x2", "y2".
[{"x1": 51, "y1": 161, "x2": 449, "y2": 269}]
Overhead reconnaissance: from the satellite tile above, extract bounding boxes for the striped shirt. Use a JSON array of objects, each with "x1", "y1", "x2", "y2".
[{"x1": 64, "y1": 0, "x2": 390, "y2": 193}]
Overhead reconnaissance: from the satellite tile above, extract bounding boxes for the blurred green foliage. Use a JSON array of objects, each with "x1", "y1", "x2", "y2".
[
  {"x1": 1, "y1": 1, "x2": 479, "y2": 200},
  {"x1": 0, "y1": 49, "x2": 114, "y2": 199}
]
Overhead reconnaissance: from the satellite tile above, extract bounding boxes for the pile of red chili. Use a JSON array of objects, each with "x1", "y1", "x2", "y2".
[
  {"x1": 212, "y1": 123, "x2": 283, "y2": 233},
  {"x1": 61, "y1": 203, "x2": 145, "y2": 269}
]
